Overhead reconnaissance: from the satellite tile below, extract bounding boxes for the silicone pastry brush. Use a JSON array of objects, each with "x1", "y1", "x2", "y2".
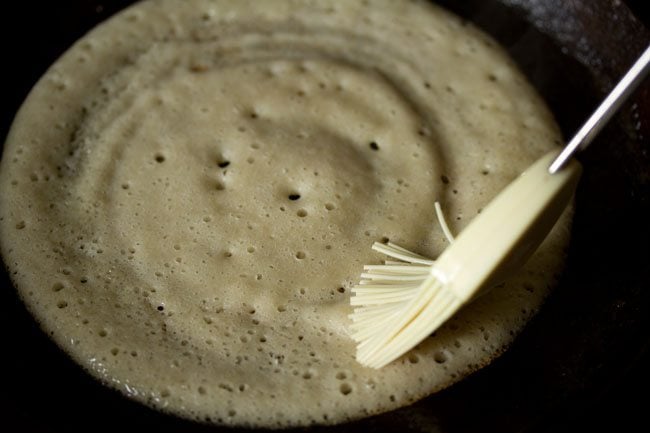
[{"x1": 350, "y1": 45, "x2": 650, "y2": 369}]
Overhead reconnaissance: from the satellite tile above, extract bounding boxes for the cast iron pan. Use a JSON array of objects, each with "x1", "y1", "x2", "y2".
[{"x1": 1, "y1": 1, "x2": 648, "y2": 432}]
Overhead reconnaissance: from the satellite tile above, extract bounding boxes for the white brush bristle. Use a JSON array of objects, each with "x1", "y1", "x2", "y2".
[{"x1": 349, "y1": 202, "x2": 459, "y2": 369}]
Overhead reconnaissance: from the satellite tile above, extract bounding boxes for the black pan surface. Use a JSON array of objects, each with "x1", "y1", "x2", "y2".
[{"x1": 1, "y1": 1, "x2": 648, "y2": 432}]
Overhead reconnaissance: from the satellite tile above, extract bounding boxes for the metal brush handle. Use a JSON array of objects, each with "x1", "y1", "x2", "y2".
[{"x1": 549, "y1": 44, "x2": 650, "y2": 174}]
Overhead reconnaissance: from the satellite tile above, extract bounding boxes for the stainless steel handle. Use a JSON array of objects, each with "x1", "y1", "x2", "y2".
[{"x1": 549, "y1": 44, "x2": 650, "y2": 174}]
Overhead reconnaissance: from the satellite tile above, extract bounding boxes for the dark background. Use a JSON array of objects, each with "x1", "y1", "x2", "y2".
[{"x1": 1, "y1": 1, "x2": 649, "y2": 432}]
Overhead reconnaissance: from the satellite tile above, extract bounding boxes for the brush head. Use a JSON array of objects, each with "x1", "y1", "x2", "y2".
[{"x1": 350, "y1": 151, "x2": 582, "y2": 368}]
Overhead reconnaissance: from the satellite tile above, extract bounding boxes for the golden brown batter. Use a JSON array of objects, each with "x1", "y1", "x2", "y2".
[{"x1": 0, "y1": 0, "x2": 569, "y2": 427}]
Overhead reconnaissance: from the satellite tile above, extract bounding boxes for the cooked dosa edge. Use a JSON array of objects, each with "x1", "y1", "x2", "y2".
[{"x1": 0, "y1": 0, "x2": 571, "y2": 427}]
